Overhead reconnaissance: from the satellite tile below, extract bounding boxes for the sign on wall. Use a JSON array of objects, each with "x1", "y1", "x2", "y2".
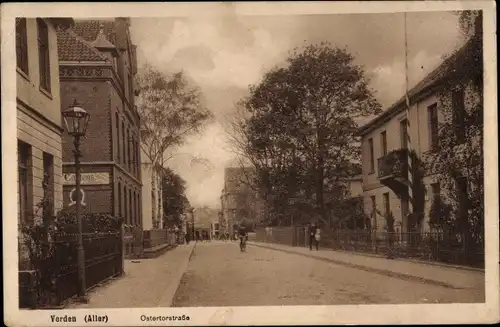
[
  {"x1": 63, "y1": 172, "x2": 110, "y2": 185},
  {"x1": 69, "y1": 188, "x2": 86, "y2": 206}
]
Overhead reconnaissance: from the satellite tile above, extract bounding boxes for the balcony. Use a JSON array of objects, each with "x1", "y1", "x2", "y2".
[{"x1": 377, "y1": 149, "x2": 410, "y2": 196}]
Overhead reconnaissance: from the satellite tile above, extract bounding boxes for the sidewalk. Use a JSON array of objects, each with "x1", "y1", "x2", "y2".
[
  {"x1": 66, "y1": 242, "x2": 196, "y2": 308},
  {"x1": 249, "y1": 242, "x2": 484, "y2": 290}
]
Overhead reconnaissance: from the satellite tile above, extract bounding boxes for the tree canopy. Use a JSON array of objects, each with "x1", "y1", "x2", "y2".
[
  {"x1": 161, "y1": 167, "x2": 190, "y2": 227},
  {"x1": 135, "y1": 65, "x2": 213, "y2": 169},
  {"x1": 228, "y1": 42, "x2": 381, "y2": 227}
]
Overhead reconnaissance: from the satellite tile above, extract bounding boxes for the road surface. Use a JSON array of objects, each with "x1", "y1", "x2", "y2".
[{"x1": 173, "y1": 241, "x2": 483, "y2": 306}]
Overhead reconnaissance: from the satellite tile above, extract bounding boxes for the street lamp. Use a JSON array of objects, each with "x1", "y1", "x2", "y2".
[{"x1": 62, "y1": 99, "x2": 90, "y2": 301}]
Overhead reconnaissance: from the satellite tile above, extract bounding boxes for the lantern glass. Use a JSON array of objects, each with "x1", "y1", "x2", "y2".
[{"x1": 62, "y1": 104, "x2": 90, "y2": 136}]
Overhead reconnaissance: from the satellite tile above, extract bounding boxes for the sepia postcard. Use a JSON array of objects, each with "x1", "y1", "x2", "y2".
[{"x1": 1, "y1": 1, "x2": 498, "y2": 326}]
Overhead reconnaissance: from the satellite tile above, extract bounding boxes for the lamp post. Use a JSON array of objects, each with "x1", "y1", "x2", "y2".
[{"x1": 62, "y1": 100, "x2": 90, "y2": 301}]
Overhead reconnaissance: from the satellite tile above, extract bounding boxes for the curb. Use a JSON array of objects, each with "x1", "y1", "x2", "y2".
[
  {"x1": 156, "y1": 243, "x2": 197, "y2": 307},
  {"x1": 250, "y1": 242, "x2": 464, "y2": 290},
  {"x1": 325, "y1": 246, "x2": 485, "y2": 273}
]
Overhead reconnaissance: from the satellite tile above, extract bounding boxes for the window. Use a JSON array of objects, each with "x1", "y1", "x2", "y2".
[
  {"x1": 383, "y1": 192, "x2": 390, "y2": 218},
  {"x1": 42, "y1": 152, "x2": 54, "y2": 219},
  {"x1": 428, "y1": 103, "x2": 439, "y2": 149},
  {"x1": 370, "y1": 196, "x2": 377, "y2": 229},
  {"x1": 16, "y1": 18, "x2": 29, "y2": 74},
  {"x1": 124, "y1": 186, "x2": 128, "y2": 224},
  {"x1": 452, "y1": 89, "x2": 465, "y2": 143},
  {"x1": 122, "y1": 122, "x2": 126, "y2": 165},
  {"x1": 117, "y1": 182, "x2": 122, "y2": 217},
  {"x1": 18, "y1": 141, "x2": 32, "y2": 225},
  {"x1": 400, "y1": 119, "x2": 408, "y2": 149},
  {"x1": 116, "y1": 113, "x2": 120, "y2": 162},
  {"x1": 368, "y1": 138, "x2": 375, "y2": 173},
  {"x1": 37, "y1": 18, "x2": 51, "y2": 92},
  {"x1": 128, "y1": 189, "x2": 135, "y2": 225},
  {"x1": 135, "y1": 140, "x2": 140, "y2": 176},
  {"x1": 380, "y1": 131, "x2": 387, "y2": 156},
  {"x1": 127, "y1": 129, "x2": 131, "y2": 171},
  {"x1": 137, "y1": 193, "x2": 141, "y2": 226}
]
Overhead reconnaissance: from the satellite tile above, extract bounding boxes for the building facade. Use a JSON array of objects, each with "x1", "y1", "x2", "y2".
[
  {"x1": 16, "y1": 17, "x2": 74, "y2": 264},
  {"x1": 220, "y1": 167, "x2": 264, "y2": 235},
  {"x1": 357, "y1": 39, "x2": 480, "y2": 233},
  {"x1": 57, "y1": 18, "x2": 142, "y2": 228}
]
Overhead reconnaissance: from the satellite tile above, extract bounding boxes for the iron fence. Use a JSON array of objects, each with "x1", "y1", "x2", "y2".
[
  {"x1": 53, "y1": 231, "x2": 123, "y2": 303},
  {"x1": 254, "y1": 227, "x2": 484, "y2": 268}
]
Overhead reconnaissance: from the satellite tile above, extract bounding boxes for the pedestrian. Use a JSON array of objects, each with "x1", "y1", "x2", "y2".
[
  {"x1": 314, "y1": 226, "x2": 321, "y2": 251},
  {"x1": 309, "y1": 223, "x2": 317, "y2": 251}
]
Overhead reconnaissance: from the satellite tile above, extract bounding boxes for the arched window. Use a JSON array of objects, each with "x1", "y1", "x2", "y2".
[
  {"x1": 118, "y1": 182, "x2": 122, "y2": 217},
  {"x1": 115, "y1": 113, "x2": 120, "y2": 162}
]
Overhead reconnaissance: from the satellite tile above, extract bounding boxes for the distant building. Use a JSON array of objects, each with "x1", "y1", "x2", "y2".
[
  {"x1": 345, "y1": 174, "x2": 363, "y2": 198},
  {"x1": 357, "y1": 39, "x2": 481, "y2": 233},
  {"x1": 16, "y1": 17, "x2": 74, "y2": 265},
  {"x1": 57, "y1": 18, "x2": 141, "y2": 229},
  {"x1": 220, "y1": 167, "x2": 263, "y2": 235}
]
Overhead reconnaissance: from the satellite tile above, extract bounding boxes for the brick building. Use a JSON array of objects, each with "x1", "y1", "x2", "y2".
[{"x1": 57, "y1": 18, "x2": 142, "y2": 229}]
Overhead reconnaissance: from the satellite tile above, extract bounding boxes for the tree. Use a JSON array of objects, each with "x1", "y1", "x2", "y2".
[
  {"x1": 228, "y1": 43, "x2": 381, "y2": 227},
  {"x1": 424, "y1": 10, "x2": 483, "y2": 250},
  {"x1": 161, "y1": 167, "x2": 189, "y2": 228},
  {"x1": 135, "y1": 65, "x2": 213, "y2": 227}
]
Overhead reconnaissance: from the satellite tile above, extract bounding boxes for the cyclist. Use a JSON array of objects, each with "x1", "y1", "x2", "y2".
[{"x1": 237, "y1": 224, "x2": 248, "y2": 251}]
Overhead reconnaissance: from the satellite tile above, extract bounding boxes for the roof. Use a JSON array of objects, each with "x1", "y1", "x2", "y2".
[
  {"x1": 57, "y1": 28, "x2": 108, "y2": 62},
  {"x1": 48, "y1": 18, "x2": 74, "y2": 29},
  {"x1": 91, "y1": 25, "x2": 117, "y2": 51},
  {"x1": 357, "y1": 38, "x2": 477, "y2": 136},
  {"x1": 72, "y1": 20, "x2": 117, "y2": 45}
]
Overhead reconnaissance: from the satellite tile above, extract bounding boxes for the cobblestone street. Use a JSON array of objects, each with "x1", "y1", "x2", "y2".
[{"x1": 173, "y1": 242, "x2": 484, "y2": 306}]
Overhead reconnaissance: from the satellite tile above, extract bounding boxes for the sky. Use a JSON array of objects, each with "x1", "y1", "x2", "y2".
[{"x1": 129, "y1": 10, "x2": 463, "y2": 209}]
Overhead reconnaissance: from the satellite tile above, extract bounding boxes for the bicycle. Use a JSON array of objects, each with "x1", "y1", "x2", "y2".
[{"x1": 239, "y1": 236, "x2": 247, "y2": 252}]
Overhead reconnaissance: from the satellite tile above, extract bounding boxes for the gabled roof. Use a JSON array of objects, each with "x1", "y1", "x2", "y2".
[
  {"x1": 357, "y1": 38, "x2": 478, "y2": 136},
  {"x1": 57, "y1": 28, "x2": 108, "y2": 62}
]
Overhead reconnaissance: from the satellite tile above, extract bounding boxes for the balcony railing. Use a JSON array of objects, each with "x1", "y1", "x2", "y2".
[{"x1": 377, "y1": 149, "x2": 409, "y2": 180}]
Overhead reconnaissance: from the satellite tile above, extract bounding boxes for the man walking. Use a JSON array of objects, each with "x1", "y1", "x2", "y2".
[{"x1": 309, "y1": 223, "x2": 317, "y2": 251}]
